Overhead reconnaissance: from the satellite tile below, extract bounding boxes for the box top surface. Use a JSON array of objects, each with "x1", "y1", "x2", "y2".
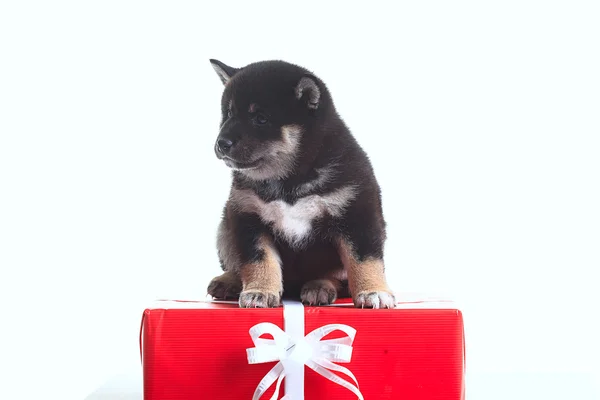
[{"x1": 144, "y1": 293, "x2": 460, "y2": 311}]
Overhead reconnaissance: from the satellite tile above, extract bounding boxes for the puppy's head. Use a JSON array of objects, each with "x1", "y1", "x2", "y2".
[{"x1": 210, "y1": 59, "x2": 325, "y2": 180}]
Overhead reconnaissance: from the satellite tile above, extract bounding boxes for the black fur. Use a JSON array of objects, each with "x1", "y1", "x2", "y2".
[{"x1": 208, "y1": 59, "x2": 388, "y2": 305}]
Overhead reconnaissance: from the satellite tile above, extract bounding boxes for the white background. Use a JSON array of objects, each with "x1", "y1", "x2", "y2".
[{"x1": 1, "y1": 1, "x2": 599, "y2": 399}]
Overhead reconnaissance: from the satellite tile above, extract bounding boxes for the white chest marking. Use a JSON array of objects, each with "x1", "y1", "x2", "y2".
[{"x1": 230, "y1": 186, "x2": 358, "y2": 247}]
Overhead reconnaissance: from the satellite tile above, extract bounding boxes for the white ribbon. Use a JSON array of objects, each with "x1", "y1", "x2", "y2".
[{"x1": 246, "y1": 300, "x2": 363, "y2": 400}]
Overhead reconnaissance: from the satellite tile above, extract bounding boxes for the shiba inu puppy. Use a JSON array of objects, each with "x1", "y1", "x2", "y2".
[{"x1": 206, "y1": 59, "x2": 395, "y2": 309}]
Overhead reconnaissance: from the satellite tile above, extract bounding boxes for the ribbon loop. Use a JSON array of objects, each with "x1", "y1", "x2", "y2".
[{"x1": 246, "y1": 302, "x2": 363, "y2": 400}]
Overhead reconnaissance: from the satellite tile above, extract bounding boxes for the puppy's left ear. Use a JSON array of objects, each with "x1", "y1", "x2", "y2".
[
  {"x1": 209, "y1": 59, "x2": 239, "y2": 85},
  {"x1": 295, "y1": 75, "x2": 320, "y2": 110}
]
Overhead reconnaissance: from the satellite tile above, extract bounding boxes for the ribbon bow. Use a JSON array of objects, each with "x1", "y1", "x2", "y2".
[{"x1": 246, "y1": 321, "x2": 363, "y2": 400}]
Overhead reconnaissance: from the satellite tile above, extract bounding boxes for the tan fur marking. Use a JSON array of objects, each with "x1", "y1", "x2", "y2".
[
  {"x1": 238, "y1": 124, "x2": 301, "y2": 181},
  {"x1": 337, "y1": 239, "x2": 395, "y2": 308},
  {"x1": 240, "y1": 235, "x2": 283, "y2": 295}
]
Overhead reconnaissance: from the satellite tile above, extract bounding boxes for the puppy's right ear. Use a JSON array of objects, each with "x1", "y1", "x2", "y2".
[
  {"x1": 295, "y1": 75, "x2": 321, "y2": 110},
  {"x1": 209, "y1": 59, "x2": 239, "y2": 85}
]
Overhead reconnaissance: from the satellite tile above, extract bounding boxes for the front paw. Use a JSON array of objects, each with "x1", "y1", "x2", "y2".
[
  {"x1": 207, "y1": 273, "x2": 242, "y2": 300},
  {"x1": 300, "y1": 279, "x2": 338, "y2": 305},
  {"x1": 354, "y1": 290, "x2": 396, "y2": 309},
  {"x1": 239, "y1": 290, "x2": 281, "y2": 308}
]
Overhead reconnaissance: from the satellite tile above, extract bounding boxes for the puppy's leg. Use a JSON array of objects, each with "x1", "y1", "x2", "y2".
[
  {"x1": 300, "y1": 278, "x2": 341, "y2": 306},
  {"x1": 207, "y1": 214, "x2": 243, "y2": 299},
  {"x1": 210, "y1": 209, "x2": 282, "y2": 308},
  {"x1": 207, "y1": 270, "x2": 242, "y2": 300},
  {"x1": 337, "y1": 238, "x2": 395, "y2": 309},
  {"x1": 239, "y1": 235, "x2": 283, "y2": 308}
]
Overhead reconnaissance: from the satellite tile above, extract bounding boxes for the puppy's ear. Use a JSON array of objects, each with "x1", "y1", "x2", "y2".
[
  {"x1": 295, "y1": 75, "x2": 320, "y2": 110},
  {"x1": 209, "y1": 59, "x2": 239, "y2": 85}
]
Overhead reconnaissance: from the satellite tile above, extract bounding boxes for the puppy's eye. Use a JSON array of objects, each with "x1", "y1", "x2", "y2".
[
  {"x1": 255, "y1": 112, "x2": 268, "y2": 125},
  {"x1": 227, "y1": 109, "x2": 233, "y2": 118}
]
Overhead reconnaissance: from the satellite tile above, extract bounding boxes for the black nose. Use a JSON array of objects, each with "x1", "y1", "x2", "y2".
[{"x1": 217, "y1": 138, "x2": 233, "y2": 154}]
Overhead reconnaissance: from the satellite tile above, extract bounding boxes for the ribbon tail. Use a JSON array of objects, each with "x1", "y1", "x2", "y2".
[
  {"x1": 269, "y1": 370, "x2": 286, "y2": 400},
  {"x1": 253, "y1": 362, "x2": 284, "y2": 400},
  {"x1": 306, "y1": 359, "x2": 364, "y2": 400}
]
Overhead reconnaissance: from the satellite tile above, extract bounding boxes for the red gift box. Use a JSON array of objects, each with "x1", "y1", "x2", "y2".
[{"x1": 140, "y1": 295, "x2": 465, "y2": 399}]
